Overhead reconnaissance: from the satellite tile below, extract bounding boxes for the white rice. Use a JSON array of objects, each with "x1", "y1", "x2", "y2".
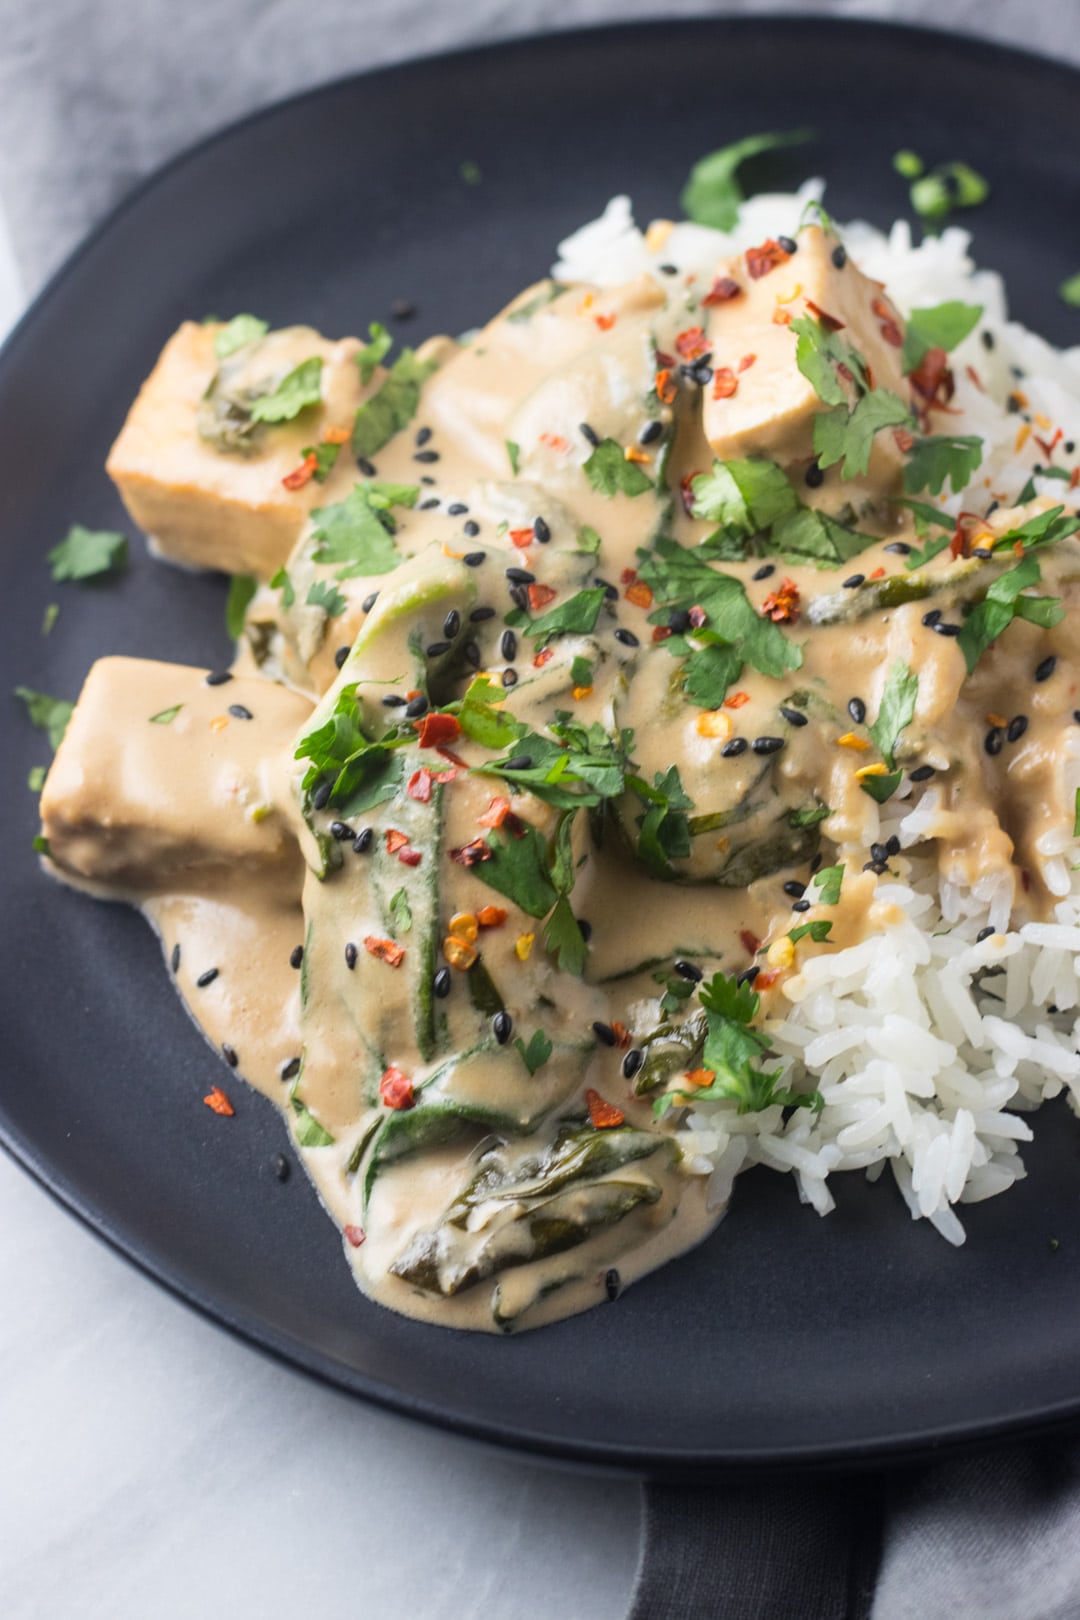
[{"x1": 553, "y1": 186, "x2": 1080, "y2": 1243}]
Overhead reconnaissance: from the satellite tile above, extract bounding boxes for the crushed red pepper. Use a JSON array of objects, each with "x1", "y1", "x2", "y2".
[
  {"x1": 281, "y1": 451, "x2": 319, "y2": 491},
  {"x1": 712, "y1": 367, "x2": 738, "y2": 399},
  {"x1": 379, "y1": 1065, "x2": 415, "y2": 1109},
  {"x1": 745, "y1": 239, "x2": 791, "y2": 279},
  {"x1": 702, "y1": 275, "x2": 743, "y2": 306},
  {"x1": 414, "y1": 712, "x2": 462, "y2": 748},
  {"x1": 586, "y1": 1089, "x2": 625, "y2": 1129},
  {"x1": 203, "y1": 1086, "x2": 234, "y2": 1117}
]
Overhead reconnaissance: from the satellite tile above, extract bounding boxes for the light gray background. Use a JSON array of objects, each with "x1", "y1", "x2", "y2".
[{"x1": 1, "y1": 4, "x2": 1077, "y2": 1618}]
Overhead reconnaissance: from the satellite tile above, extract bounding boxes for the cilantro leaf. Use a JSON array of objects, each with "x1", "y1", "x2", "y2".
[
  {"x1": 680, "y1": 128, "x2": 813, "y2": 230},
  {"x1": 892, "y1": 496, "x2": 954, "y2": 538},
  {"x1": 813, "y1": 390, "x2": 913, "y2": 480},
  {"x1": 28, "y1": 764, "x2": 45, "y2": 793},
  {"x1": 681, "y1": 642, "x2": 744, "y2": 708},
  {"x1": 812, "y1": 863, "x2": 844, "y2": 906},
  {"x1": 291, "y1": 1093, "x2": 335, "y2": 1147},
  {"x1": 859, "y1": 769, "x2": 903, "y2": 804},
  {"x1": 570, "y1": 654, "x2": 594, "y2": 687},
  {"x1": 769, "y1": 506, "x2": 876, "y2": 565},
  {"x1": 301, "y1": 442, "x2": 342, "y2": 483},
  {"x1": 225, "y1": 573, "x2": 257, "y2": 639},
  {"x1": 629, "y1": 765, "x2": 693, "y2": 878},
  {"x1": 352, "y1": 349, "x2": 436, "y2": 459},
  {"x1": 250, "y1": 356, "x2": 323, "y2": 423},
  {"x1": 149, "y1": 704, "x2": 183, "y2": 724},
  {"x1": 309, "y1": 485, "x2": 400, "y2": 577},
  {"x1": 639, "y1": 537, "x2": 802, "y2": 682},
  {"x1": 788, "y1": 920, "x2": 832, "y2": 944},
  {"x1": 389, "y1": 887, "x2": 413, "y2": 936},
  {"x1": 513, "y1": 1029, "x2": 553, "y2": 1075},
  {"x1": 993, "y1": 504, "x2": 1080, "y2": 552},
  {"x1": 475, "y1": 717, "x2": 630, "y2": 808},
  {"x1": 307, "y1": 580, "x2": 347, "y2": 617},
  {"x1": 214, "y1": 314, "x2": 268, "y2": 360},
  {"x1": 903, "y1": 434, "x2": 983, "y2": 495},
  {"x1": 789, "y1": 803, "x2": 831, "y2": 829},
  {"x1": 506, "y1": 440, "x2": 521, "y2": 475},
  {"x1": 357, "y1": 321, "x2": 393, "y2": 385},
  {"x1": 790, "y1": 314, "x2": 867, "y2": 407},
  {"x1": 14, "y1": 686, "x2": 73, "y2": 751},
  {"x1": 869, "y1": 660, "x2": 918, "y2": 769},
  {"x1": 476, "y1": 823, "x2": 560, "y2": 918},
  {"x1": 457, "y1": 675, "x2": 525, "y2": 750},
  {"x1": 294, "y1": 685, "x2": 404, "y2": 813},
  {"x1": 901, "y1": 302, "x2": 982, "y2": 373},
  {"x1": 956, "y1": 555, "x2": 1065, "y2": 674},
  {"x1": 524, "y1": 587, "x2": 606, "y2": 642},
  {"x1": 269, "y1": 566, "x2": 296, "y2": 608},
  {"x1": 543, "y1": 893, "x2": 588, "y2": 975},
  {"x1": 690, "y1": 457, "x2": 798, "y2": 534},
  {"x1": 48, "y1": 524, "x2": 128, "y2": 583},
  {"x1": 584, "y1": 439, "x2": 654, "y2": 498},
  {"x1": 41, "y1": 604, "x2": 59, "y2": 636}
]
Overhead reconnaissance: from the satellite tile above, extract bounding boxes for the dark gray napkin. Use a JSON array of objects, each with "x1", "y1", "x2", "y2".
[{"x1": 5, "y1": 5, "x2": 1080, "y2": 1619}]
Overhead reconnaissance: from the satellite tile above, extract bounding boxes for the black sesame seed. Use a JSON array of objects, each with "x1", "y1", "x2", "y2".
[
  {"x1": 753, "y1": 563, "x2": 777, "y2": 582},
  {"x1": 778, "y1": 235, "x2": 798, "y2": 255},
  {"x1": 329, "y1": 820, "x2": 352, "y2": 841},
  {"x1": 594, "y1": 577, "x2": 618, "y2": 600},
  {"x1": 985, "y1": 727, "x2": 1004, "y2": 756},
  {"x1": 864, "y1": 860, "x2": 888, "y2": 875},
  {"x1": 684, "y1": 363, "x2": 714, "y2": 386},
  {"x1": 289, "y1": 945, "x2": 304, "y2": 969},
  {"x1": 433, "y1": 967, "x2": 451, "y2": 999},
  {"x1": 737, "y1": 966, "x2": 761, "y2": 987},
  {"x1": 791, "y1": 899, "x2": 811, "y2": 913},
  {"x1": 614, "y1": 628, "x2": 640, "y2": 648},
  {"x1": 501, "y1": 629, "x2": 518, "y2": 661},
  {"x1": 443, "y1": 609, "x2": 460, "y2": 638},
  {"x1": 1035, "y1": 655, "x2": 1057, "y2": 682},
  {"x1": 783, "y1": 881, "x2": 805, "y2": 898},
  {"x1": 404, "y1": 695, "x2": 429, "y2": 718},
  {"x1": 848, "y1": 697, "x2": 866, "y2": 724},
  {"x1": 579, "y1": 422, "x2": 600, "y2": 447},
  {"x1": 780, "y1": 706, "x2": 808, "y2": 727},
  {"x1": 493, "y1": 1011, "x2": 513, "y2": 1044},
  {"x1": 909, "y1": 764, "x2": 935, "y2": 782},
  {"x1": 418, "y1": 496, "x2": 439, "y2": 510},
  {"x1": 425, "y1": 640, "x2": 451, "y2": 658},
  {"x1": 721, "y1": 737, "x2": 748, "y2": 757},
  {"x1": 362, "y1": 591, "x2": 379, "y2": 612},
  {"x1": 810, "y1": 852, "x2": 823, "y2": 874},
  {"x1": 464, "y1": 641, "x2": 481, "y2": 668},
  {"x1": 390, "y1": 298, "x2": 416, "y2": 320},
  {"x1": 639, "y1": 419, "x2": 664, "y2": 445},
  {"x1": 353, "y1": 828, "x2": 373, "y2": 854},
  {"x1": 985, "y1": 501, "x2": 999, "y2": 516},
  {"x1": 470, "y1": 605, "x2": 495, "y2": 622},
  {"x1": 415, "y1": 426, "x2": 432, "y2": 447},
  {"x1": 658, "y1": 263, "x2": 678, "y2": 276},
  {"x1": 334, "y1": 645, "x2": 350, "y2": 670},
  {"x1": 577, "y1": 918, "x2": 593, "y2": 943},
  {"x1": 674, "y1": 959, "x2": 703, "y2": 982},
  {"x1": 311, "y1": 781, "x2": 332, "y2": 810},
  {"x1": 1007, "y1": 715, "x2": 1028, "y2": 742},
  {"x1": 205, "y1": 670, "x2": 233, "y2": 687},
  {"x1": 843, "y1": 573, "x2": 864, "y2": 589},
  {"x1": 228, "y1": 703, "x2": 253, "y2": 720},
  {"x1": 668, "y1": 609, "x2": 691, "y2": 633},
  {"x1": 196, "y1": 968, "x2": 219, "y2": 988},
  {"x1": 934, "y1": 622, "x2": 961, "y2": 637},
  {"x1": 170, "y1": 942, "x2": 181, "y2": 973},
  {"x1": 1006, "y1": 393, "x2": 1022, "y2": 414},
  {"x1": 508, "y1": 585, "x2": 528, "y2": 611},
  {"x1": 605, "y1": 1268, "x2": 621, "y2": 1302},
  {"x1": 533, "y1": 516, "x2": 551, "y2": 544},
  {"x1": 871, "y1": 842, "x2": 888, "y2": 864},
  {"x1": 419, "y1": 475, "x2": 435, "y2": 486},
  {"x1": 414, "y1": 449, "x2": 439, "y2": 464},
  {"x1": 1073, "y1": 711, "x2": 1080, "y2": 726},
  {"x1": 281, "y1": 1056, "x2": 301, "y2": 1081},
  {"x1": 502, "y1": 669, "x2": 518, "y2": 689},
  {"x1": 592, "y1": 1021, "x2": 617, "y2": 1047},
  {"x1": 976, "y1": 925, "x2": 996, "y2": 942},
  {"x1": 972, "y1": 548, "x2": 993, "y2": 560},
  {"x1": 832, "y1": 244, "x2": 847, "y2": 269},
  {"x1": 502, "y1": 753, "x2": 532, "y2": 770},
  {"x1": 446, "y1": 501, "x2": 468, "y2": 517},
  {"x1": 344, "y1": 943, "x2": 358, "y2": 970},
  {"x1": 752, "y1": 736, "x2": 785, "y2": 755},
  {"x1": 357, "y1": 457, "x2": 377, "y2": 477},
  {"x1": 805, "y1": 462, "x2": 825, "y2": 489},
  {"x1": 622, "y1": 1049, "x2": 643, "y2": 1079},
  {"x1": 884, "y1": 541, "x2": 913, "y2": 556},
  {"x1": 382, "y1": 693, "x2": 407, "y2": 707},
  {"x1": 222, "y1": 1043, "x2": 238, "y2": 1068},
  {"x1": 981, "y1": 329, "x2": 994, "y2": 351},
  {"x1": 463, "y1": 520, "x2": 480, "y2": 538},
  {"x1": 1066, "y1": 441, "x2": 1076, "y2": 455},
  {"x1": 505, "y1": 566, "x2": 535, "y2": 585},
  {"x1": 272, "y1": 1152, "x2": 290, "y2": 1182}
]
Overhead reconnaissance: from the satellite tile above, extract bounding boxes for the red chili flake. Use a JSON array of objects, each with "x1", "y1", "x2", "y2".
[
  {"x1": 586, "y1": 1088, "x2": 625, "y2": 1129},
  {"x1": 949, "y1": 511, "x2": 982, "y2": 559},
  {"x1": 385, "y1": 829, "x2": 410, "y2": 854},
  {"x1": 737, "y1": 352, "x2": 757, "y2": 373},
  {"x1": 625, "y1": 580, "x2": 653, "y2": 609},
  {"x1": 594, "y1": 312, "x2": 617, "y2": 331},
  {"x1": 1070, "y1": 467, "x2": 1080, "y2": 490},
  {"x1": 282, "y1": 451, "x2": 319, "y2": 491},
  {"x1": 532, "y1": 647, "x2": 554, "y2": 668},
  {"x1": 724, "y1": 690, "x2": 750, "y2": 709},
  {"x1": 620, "y1": 567, "x2": 639, "y2": 584},
  {"x1": 477, "y1": 905, "x2": 508, "y2": 928},
  {"x1": 432, "y1": 766, "x2": 458, "y2": 784},
  {"x1": 910, "y1": 347, "x2": 955, "y2": 409},
  {"x1": 478, "y1": 797, "x2": 512, "y2": 828},
  {"x1": 1021, "y1": 869, "x2": 1032, "y2": 894},
  {"x1": 203, "y1": 1086, "x2": 234, "y2": 1117},
  {"x1": 540, "y1": 433, "x2": 569, "y2": 452},
  {"x1": 745, "y1": 238, "x2": 790, "y2": 279},
  {"x1": 739, "y1": 929, "x2": 761, "y2": 956},
  {"x1": 655, "y1": 367, "x2": 677, "y2": 405},
  {"x1": 754, "y1": 969, "x2": 782, "y2": 991},
  {"x1": 702, "y1": 275, "x2": 743, "y2": 306},
  {"x1": 323, "y1": 425, "x2": 351, "y2": 445},
  {"x1": 379, "y1": 1065, "x2": 415, "y2": 1110},
  {"x1": 407, "y1": 768, "x2": 434, "y2": 803},
  {"x1": 344, "y1": 1224, "x2": 367, "y2": 1248},
  {"x1": 870, "y1": 295, "x2": 903, "y2": 347},
  {"x1": 365, "y1": 936, "x2": 406, "y2": 967},
  {"x1": 397, "y1": 847, "x2": 422, "y2": 867},
  {"x1": 894, "y1": 427, "x2": 915, "y2": 453},
  {"x1": 805, "y1": 299, "x2": 844, "y2": 332},
  {"x1": 655, "y1": 350, "x2": 675, "y2": 368},
  {"x1": 609, "y1": 1021, "x2": 632, "y2": 1050},
  {"x1": 651, "y1": 626, "x2": 672, "y2": 642},
  {"x1": 868, "y1": 566, "x2": 885, "y2": 580},
  {"x1": 414, "y1": 711, "x2": 462, "y2": 748},
  {"x1": 761, "y1": 578, "x2": 801, "y2": 623},
  {"x1": 509, "y1": 527, "x2": 534, "y2": 549},
  {"x1": 712, "y1": 367, "x2": 738, "y2": 400},
  {"x1": 965, "y1": 364, "x2": 986, "y2": 393},
  {"x1": 1034, "y1": 428, "x2": 1063, "y2": 460},
  {"x1": 527, "y1": 582, "x2": 557, "y2": 610},
  {"x1": 436, "y1": 746, "x2": 469, "y2": 769},
  {"x1": 675, "y1": 325, "x2": 708, "y2": 360},
  {"x1": 450, "y1": 838, "x2": 492, "y2": 866},
  {"x1": 871, "y1": 296, "x2": 894, "y2": 322},
  {"x1": 687, "y1": 604, "x2": 708, "y2": 628},
  {"x1": 772, "y1": 308, "x2": 793, "y2": 327},
  {"x1": 680, "y1": 473, "x2": 700, "y2": 516},
  {"x1": 837, "y1": 362, "x2": 855, "y2": 387}
]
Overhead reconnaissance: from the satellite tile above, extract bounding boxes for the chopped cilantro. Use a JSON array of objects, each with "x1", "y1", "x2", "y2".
[
  {"x1": 680, "y1": 128, "x2": 813, "y2": 229},
  {"x1": 476, "y1": 717, "x2": 629, "y2": 809},
  {"x1": 214, "y1": 314, "x2": 268, "y2": 360},
  {"x1": 149, "y1": 704, "x2": 183, "y2": 724},
  {"x1": 41, "y1": 604, "x2": 59, "y2": 636},
  {"x1": 456, "y1": 674, "x2": 524, "y2": 750},
  {"x1": 291, "y1": 1093, "x2": 335, "y2": 1147},
  {"x1": 301, "y1": 441, "x2": 342, "y2": 483},
  {"x1": 657, "y1": 972, "x2": 696, "y2": 1016},
  {"x1": 903, "y1": 434, "x2": 983, "y2": 496},
  {"x1": 584, "y1": 438, "x2": 654, "y2": 498},
  {"x1": 860, "y1": 769, "x2": 904, "y2": 804},
  {"x1": 309, "y1": 484, "x2": 402, "y2": 577},
  {"x1": 690, "y1": 457, "x2": 797, "y2": 536},
  {"x1": 524, "y1": 587, "x2": 606, "y2": 642},
  {"x1": 269, "y1": 566, "x2": 296, "y2": 608},
  {"x1": 812, "y1": 864, "x2": 844, "y2": 906},
  {"x1": 389, "y1": 888, "x2": 413, "y2": 936},
  {"x1": 14, "y1": 687, "x2": 73, "y2": 751},
  {"x1": 869, "y1": 659, "x2": 919, "y2": 769},
  {"x1": 790, "y1": 313, "x2": 867, "y2": 407},
  {"x1": 681, "y1": 641, "x2": 743, "y2": 708},
  {"x1": 543, "y1": 893, "x2": 588, "y2": 975},
  {"x1": 789, "y1": 802, "x2": 831, "y2": 829},
  {"x1": 250, "y1": 356, "x2": 323, "y2": 423},
  {"x1": 813, "y1": 390, "x2": 913, "y2": 480},
  {"x1": 788, "y1": 919, "x2": 832, "y2": 945},
  {"x1": 506, "y1": 440, "x2": 521, "y2": 475},
  {"x1": 27, "y1": 764, "x2": 45, "y2": 792},
  {"x1": 294, "y1": 684, "x2": 405, "y2": 815},
  {"x1": 225, "y1": 573, "x2": 257, "y2": 639},
  {"x1": 351, "y1": 348, "x2": 436, "y2": 459},
  {"x1": 901, "y1": 302, "x2": 982, "y2": 373},
  {"x1": 628, "y1": 765, "x2": 693, "y2": 879},
  {"x1": 1059, "y1": 274, "x2": 1080, "y2": 309},
  {"x1": 32, "y1": 833, "x2": 50, "y2": 855},
  {"x1": 956, "y1": 555, "x2": 1064, "y2": 674},
  {"x1": 475, "y1": 823, "x2": 559, "y2": 918},
  {"x1": 307, "y1": 580, "x2": 347, "y2": 617},
  {"x1": 570, "y1": 654, "x2": 594, "y2": 688},
  {"x1": 356, "y1": 321, "x2": 392, "y2": 386},
  {"x1": 48, "y1": 524, "x2": 128, "y2": 583},
  {"x1": 993, "y1": 505, "x2": 1080, "y2": 552},
  {"x1": 769, "y1": 506, "x2": 876, "y2": 565},
  {"x1": 513, "y1": 1029, "x2": 553, "y2": 1075}
]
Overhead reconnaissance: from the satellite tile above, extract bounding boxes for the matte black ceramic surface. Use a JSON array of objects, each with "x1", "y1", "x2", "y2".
[{"x1": 3, "y1": 17, "x2": 1080, "y2": 1474}]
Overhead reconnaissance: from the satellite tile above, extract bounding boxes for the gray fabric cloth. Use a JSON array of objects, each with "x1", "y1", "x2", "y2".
[{"x1": 5, "y1": 3, "x2": 1080, "y2": 1617}]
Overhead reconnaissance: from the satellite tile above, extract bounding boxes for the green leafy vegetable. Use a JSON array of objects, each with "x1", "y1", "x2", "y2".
[
  {"x1": 476, "y1": 823, "x2": 560, "y2": 918},
  {"x1": 543, "y1": 893, "x2": 588, "y2": 975},
  {"x1": 681, "y1": 642, "x2": 744, "y2": 708},
  {"x1": 956, "y1": 555, "x2": 1065, "y2": 674},
  {"x1": 307, "y1": 580, "x2": 347, "y2": 617},
  {"x1": 475, "y1": 716, "x2": 630, "y2": 809},
  {"x1": 909, "y1": 161, "x2": 989, "y2": 227},
  {"x1": 992, "y1": 505, "x2": 1080, "y2": 552},
  {"x1": 291, "y1": 1093, "x2": 336, "y2": 1147},
  {"x1": 577, "y1": 524, "x2": 601, "y2": 555},
  {"x1": 584, "y1": 438, "x2": 655, "y2": 498},
  {"x1": 513, "y1": 1029, "x2": 553, "y2": 1075},
  {"x1": 690, "y1": 457, "x2": 797, "y2": 534},
  {"x1": 27, "y1": 764, "x2": 45, "y2": 792},
  {"x1": 456, "y1": 675, "x2": 524, "y2": 750},
  {"x1": 903, "y1": 434, "x2": 983, "y2": 496},
  {"x1": 788, "y1": 920, "x2": 832, "y2": 945},
  {"x1": 352, "y1": 348, "x2": 436, "y2": 459},
  {"x1": 869, "y1": 659, "x2": 919, "y2": 769},
  {"x1": 301, "y1": 441, "x2": 342, "y2": 483},
  {"x1": 250, "y1": 356, "x2": 323, "y2": 423},
  {"x1": 790, "y1": 313, "x2": 867, "y2": 406},
  {"x1": 789, "y1": 803, "x2": 831, "y2": 829},
  {"x1": 149, "y1": 705, "x2": 183, "y2": 724},
  {"x1": 570, "y1": 654, "x2": 594, "y2": 688},
  {"x1": 506, "y1": 440, "x2": 521, "y2": 475},
  {"x1": 859, "y1": 769, "x2": 903, "y2": 804},
  {"x1": 214, "y1": 314, "x2": 268, "y2": 359},
  {"x1": 813, "y1": 390, "x2": 913, "y2": 480},
  {"x1": 14, "y1": 687, "x2": 73, "y2": 751},
  {"x1": 48, "y1": 524, "x2": 128, "y2": 583},
  {"x1": 680, "y1": 128, "x2": 813, "y2": 229},
  {"x1": 269, "y1": 566, "x2": 296, "y2": 608},
  {"x1": 389, "y1": 887, "x2": 413, "y2": 936},
  {"x1": 309, "y1": 484, "x2": 402, "y2": 577},
  {"x1": 524, "y1": 587, "x2": 607, "y2": 643},
  {"x1": 41, "y1": 604, "x2": 59, "y2": 636},
  {"x1": 628, "y1": 765, "x2": 693, "y2": 879},
  {"x1": 769, "y1": 506, "x2": 876, "y2": 565},
  {"x1": 357, "y1": 321, "x2": 393, "y2": 385},
  {"x1": 901, "y1": 302, "x2": 982, "y2": 372},
  {"x1": 294, "y1": 684, "x2": 405, "y2": 814},
  {"x1": 225, "y1": 573, "x2": 257, "y2": 638},
  {"x1": 812, "y1": 863, "x2": 844, "y2": 906}
]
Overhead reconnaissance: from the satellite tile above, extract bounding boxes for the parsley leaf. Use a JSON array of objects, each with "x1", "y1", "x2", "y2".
[
  {"x1": 476, "y1": 823, "x2": 560, "y2": 918},
  {"x1": 48, "y1": 524, "x2": 128, "y2": 583},
  {"x1": 250, "y1": 356, "x2": 323, "y2": 423},
  {"x1": 570, "y1": 654, "x2": 594, "y2": 687},
  {"x1": 514, "y1": 1029, "x2": 554, "y2": 1075},
  {"x1": 993, "y1": 504, "x2": 1080, "y2": 552},
  {"x1": 901, "y1": 302, "x2": 982, "y2": 373},
  {"x1": 309, "y1": 485, "x2": 401, "y2": 577},
  {"x1": 869, "y1": 660, "x2": 918, "y2": 769},
  {"x1": 269, "y1": 565, "x2": 296, "y2": 608},
  {"x1": 956, "y1": 555, "x2": 1065, "y2": 674},
  {"x1": 812, "y1": 863, "x2": 844, "y2": 906},
  {"x1": 903, "y1": 434, "x2": 983, "y2": 496},
  {"x1": 814, "y1": 390, "x2": 913, "y2": 480},
  {"x1": 680, "y1": 128, "x2": 813, "y2": 230},
  {"x1": 352, "y1": 349, "x2": 436, "y2": 459},
  {"x1": 577, "y1": 524, "x2": 601, "y2": 554},
  {"x1": 584, "y1": 438, "x2": 655, "y2": 498},
  {"x1": 524, "y1": 587, "x2": 607, "y2": 642},
  {"x1": 15, "y1": 687, "x2": 73, "y2": 751},
  {"x1": 307, "y1": 580, "x2": 347, "y2": 617},
  {"x1": 475, "y1": 717, "x2": 630, "y2": 809},
  {"x1": 214, "y1": 314, "x2": 268, "y2": 360},
  {"x1": 225, "y1": 574, "x2": 257, "y2": 638},
  {"x1": 789, "y1": 919, "x2": 832, "y2": 944},
  {"x1": 357, "y1": 321, "x2": 393, "y2": 385}
]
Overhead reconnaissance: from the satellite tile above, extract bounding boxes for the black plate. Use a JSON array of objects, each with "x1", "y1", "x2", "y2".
[{"x1": 4, "y1": 16, "x2": 1080, "y2": 1476}]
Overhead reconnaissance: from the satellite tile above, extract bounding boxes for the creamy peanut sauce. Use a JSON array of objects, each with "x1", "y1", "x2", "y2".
[{"x1": 39, "y1": 224, "x2": 1080, "y2": 1331}]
